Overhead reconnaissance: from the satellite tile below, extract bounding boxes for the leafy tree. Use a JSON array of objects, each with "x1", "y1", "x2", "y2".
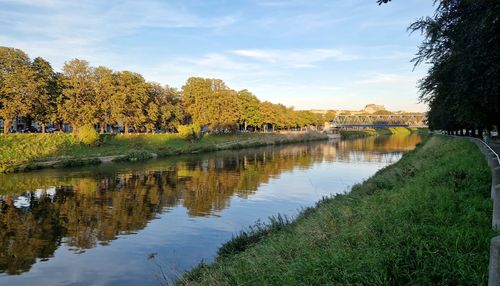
[
  {"x1": 31, "y1": 57, "x2": 59, "y2": 133},
  {"x1": 60, "y1": 59, "x2": 96, "y2": 132},
  {"x1": 93, "y1": 66, "x2": 115, "y2": 134},
  {"x1": 237, "y1": 89, "x2": 261, "y2": 131},
  {"x1": 182, "y1": 77, "x2": 239, "y2": 130},
  {"x1": 373, "y1": 110, "x2": 393, "y2": 115},
  {"x1": 259, "y1": 101, "x2": 279, "y2": 132},
  {"x1": 210, "y1": 89, "x2": 240, "y2": 130},
  {"x1": 313, "y1": 112, "x2": 325, "y2": 127},
  {"x1": 0, "y1": 47, "x2": 38, "y2": 134},
  {"x1": 382, "y1": 0, "x2": 500, "y2": 133},
  {"x1": 1, "y1": 47, "x2": 330, "y2": 134},
  {"x1": 145, "y1": 101, "x2": 159, "y2": 133},
  {"x1": 182, "y1": 77, "x2": 224, "y2": 126},
  {"x1": 147, "y1": 83, "x2": 184, "y2": 131},
  {"x1": 112, "y1": 71, "x2": 148, "y2": 134},
  {"x1": 322, "y1": 110, "x2": 335, "y2": 122},
  {"x1": 294, "y1": 111, "x2": 312, "y2": 129}
]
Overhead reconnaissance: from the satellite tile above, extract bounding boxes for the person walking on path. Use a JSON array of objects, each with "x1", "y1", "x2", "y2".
[{"x1": 483, "y1": 130, "x2": 490, "y2": 145}]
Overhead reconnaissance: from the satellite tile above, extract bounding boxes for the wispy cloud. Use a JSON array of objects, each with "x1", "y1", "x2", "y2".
[
  {"x1": 355, "y1": 73, "x2": 411, "y2": 84},
  {"x1": 233, "y1": 48, "x2": 354, "y2": 68},
  {"x1": 0, "y1": 0, "x2": 433, "y2": 111},
  {"x1": 0, "y1": 0, "x2": 238, "y2": 68}
]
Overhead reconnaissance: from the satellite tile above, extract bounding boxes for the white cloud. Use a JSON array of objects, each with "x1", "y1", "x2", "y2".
[
  {"x1": 355, "y1": 73, "x2": 419, "y2": 85},
  {"x1": 233, "y1": 48, "x2": 352, "y2": 67},
  {"x1": 0, "y1": 0, "x2": 238, "y2": 69}
]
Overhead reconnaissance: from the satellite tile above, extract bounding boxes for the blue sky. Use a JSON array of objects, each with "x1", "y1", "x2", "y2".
[{"x1": 0, "y1": 0, "x2": 434, "y2": 111}]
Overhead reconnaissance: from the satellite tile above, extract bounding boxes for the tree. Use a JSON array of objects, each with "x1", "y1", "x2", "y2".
[
  {"x1": 147, "y1": 83, "x2": 184, "y2": 131},
  {"x1": 93, "y1": 66, "x2": 115, "y2": 134},
  {"x1": 409, "y1": 0, "x2": 500, "y2": 132},
  {"x1": 373, "y1": 110, "x2": 393, "y2": 115},
  {"x1": 237, "y1": 89, "x2": 261, "y2": 131},
  {"x1": 160, "y1": 85, "x2": 184, "y2": 129},
  {"x1": 324, "y1": 110, "x2": 337, "y2": 122},
  {"x1": 259, "y1": 101, "x2": 279, "y2": 132},
  {"x1": 182, "y1": 77, "x2": 239, "y2": 130},
  {"x1": 112, "y1": 71, "x2": 148, "y2": 134},
  {"x1": 0, "y1": 47, "x2": 38, "y2": 134},
  {"x1": 295, "y1": 111, "x2": 315, "y2": 129},
  {"x1": 209, "y1": 89, "x2": 240, "y2": 130},
  {"x1": 2, "y1": 47, "x2": 328, "y2": 135},
  {"x1": 145, "y1": 101, "x2": 159, "y2": 133},
  {"x1": 182, "y1": 77, "x2": 223, "y2": 126},
  {"x1": 31, "y1": 57, "x2": 61, "y2": 133},
  {"x1": 60, "y1": 59, "x2": 96, "y2": 132}
]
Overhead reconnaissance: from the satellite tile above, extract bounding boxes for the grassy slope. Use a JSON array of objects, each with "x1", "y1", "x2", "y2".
[
  {"x1": 179, "y1": 135, "x2": 495, "y2": 285},
  {"x1": 340, "y1": 127, "x2": 416, "y2": 139},
  {"x1": 0, "y1": 132, "x2": 326, "y2": 173}
]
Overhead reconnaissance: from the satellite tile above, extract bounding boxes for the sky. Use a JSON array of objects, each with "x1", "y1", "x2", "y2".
[{"x1": 0, "y1": 0, "x2": 435, "y2": 112}]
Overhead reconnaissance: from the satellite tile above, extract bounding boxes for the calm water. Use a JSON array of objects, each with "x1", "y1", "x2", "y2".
[{"x1": 0, "y1": 135, "x2": 421, "y2": 286}]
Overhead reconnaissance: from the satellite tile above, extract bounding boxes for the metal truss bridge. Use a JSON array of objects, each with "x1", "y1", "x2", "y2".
[{"x1": 330, "y1": 114, "x2": 427, "y2": 128}]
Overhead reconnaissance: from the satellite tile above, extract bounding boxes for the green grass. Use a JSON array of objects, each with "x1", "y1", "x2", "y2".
[
  {"x1": 0, "y1": 132, "x2": 327, "y2": 173},
  {"x1": 340, "y1": 127, "x2": 424, "y2": 139},
  {"x1": 340, "y1": 128, "x2": 379, "y2": 139},
  {"x1": 179, "y1": 135, "x2": 496, "y2": 285}
]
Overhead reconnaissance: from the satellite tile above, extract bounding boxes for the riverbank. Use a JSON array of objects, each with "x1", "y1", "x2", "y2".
[
  {"x1": 178, "y1": 135, "x2": 496, "y2": 285},
  {"x1": 0, "y1": 132, "x2": 327, "y2": 173},
  {"x1": 340, "y1": 127, "x2": 421, "y2": 139}
]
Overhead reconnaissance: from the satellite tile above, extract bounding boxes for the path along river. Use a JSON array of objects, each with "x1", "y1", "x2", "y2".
[{"x1": 0, "y1": 134, "x2": 422, "y2": 285}]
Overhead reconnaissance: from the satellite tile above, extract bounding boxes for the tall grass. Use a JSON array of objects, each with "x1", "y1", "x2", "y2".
[{"x1": 179, "y1": 135, "x2": 496, "y2": 285}]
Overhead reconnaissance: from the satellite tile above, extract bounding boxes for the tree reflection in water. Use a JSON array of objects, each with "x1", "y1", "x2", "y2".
[{"x1": 0, "y1": 135, "x2": 421, "y2": 275}]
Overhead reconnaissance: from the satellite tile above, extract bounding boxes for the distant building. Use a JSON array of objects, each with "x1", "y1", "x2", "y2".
[
  {"x1": 309, "y1": 109, "x2": 329, "y2": 115},
  {"x1": 362, "y1": 104, "x2": 386, "y2": 114},
  {"x1": 309, "y1": 104, "x2": 422, "y2": 118}
]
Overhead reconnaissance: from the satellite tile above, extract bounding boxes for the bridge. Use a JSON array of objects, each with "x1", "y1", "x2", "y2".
[{"x1": 329, "y1": 114, "x2": 427, "y2": 129}]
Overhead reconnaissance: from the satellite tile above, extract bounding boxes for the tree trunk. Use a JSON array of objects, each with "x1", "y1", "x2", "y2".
[
  {"x1": 100, "y1": 123, "x2": 105, "y2": 134},
  {"x1": 244, "y1": 121, "x2": 248, "y2": 131},
  {"x1": 124, "y1": 123, "x2": 129, "y2": 135},
  {"x1": 3, "y1": 118, "x2": 12, "y2": 134},
  {"x1": 41, "y1": 124, "x2": 46, "y2": 134},
  {"x1": 272, "y1": 125, "x2": 275, "y2": 132}
]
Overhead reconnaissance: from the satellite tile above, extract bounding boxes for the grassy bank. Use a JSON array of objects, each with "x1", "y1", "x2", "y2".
[
  {"x1": 0, "y1": 132, "x2": 327, "y2": 173},
  {"x1": 340, "y1": 127, "x2": 421, "y2": 139},
  {"x1": 179, "y1": 135, "x2": 495, "y2": 285}
]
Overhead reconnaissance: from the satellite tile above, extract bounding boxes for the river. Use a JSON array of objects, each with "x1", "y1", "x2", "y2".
[{"x1": 0, "y1": 134, "x2": 422, "y2": 285}]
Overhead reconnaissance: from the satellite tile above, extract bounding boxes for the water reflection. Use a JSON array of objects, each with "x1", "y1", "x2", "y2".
[{"x1": 0, "y1": 135, "x2": 421, "y2": 277}]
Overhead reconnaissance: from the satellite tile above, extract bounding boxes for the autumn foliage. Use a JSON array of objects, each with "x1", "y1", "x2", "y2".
[{"x1": 0, "y1": 47, "x2": 326, "y2": 135}]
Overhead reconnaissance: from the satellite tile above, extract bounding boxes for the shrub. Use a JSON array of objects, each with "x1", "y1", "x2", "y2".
[
  {"x1": 177, "y1": 123, "x2": 203, "y2": 142},
  {"x1": 76, "y1": 125, "x2": 100, "y2": 146}
]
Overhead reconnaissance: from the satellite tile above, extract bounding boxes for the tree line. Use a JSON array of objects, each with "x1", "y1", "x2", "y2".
[
  {"x1": 382, "y1": 0, "x2": 500, "y2": 134},
  {"x1": 0, "y1": 47, "x2": 332, "y2": 134}
]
